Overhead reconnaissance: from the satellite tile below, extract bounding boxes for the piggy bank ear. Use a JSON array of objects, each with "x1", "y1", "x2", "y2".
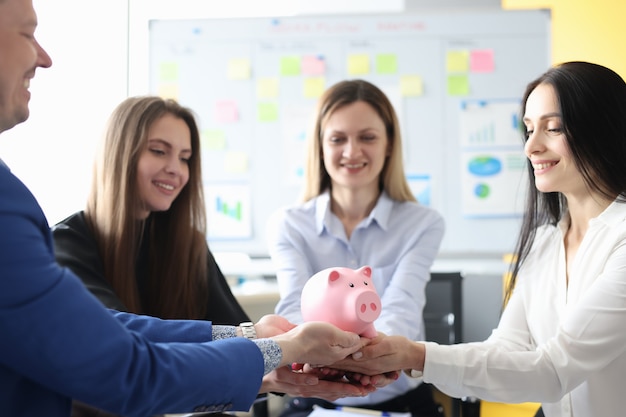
[
  {"x1": 358, "y1": 266, "x2": 372, "y2": 278},
  {"x1": 327, "y1": 269, "x2": 341, "y2": 283}
]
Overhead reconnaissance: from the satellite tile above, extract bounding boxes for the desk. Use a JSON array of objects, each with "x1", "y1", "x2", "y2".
[{"x1": 217, "y1": 253, "x2": 509, "y2": 278}]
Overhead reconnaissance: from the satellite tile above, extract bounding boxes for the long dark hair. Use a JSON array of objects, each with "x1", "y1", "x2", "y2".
[{"x1": 505, "y1": 62, "x2": 626, "y2": 305}]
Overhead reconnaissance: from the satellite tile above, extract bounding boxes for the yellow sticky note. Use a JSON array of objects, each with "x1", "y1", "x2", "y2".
[
  {"x1": 280, "y1": 56, "x2": 301, "y2": 76},
  {"x1": 303, "y1": 77, "x2": 325, "y2": 98},
  {"x1": 400, "y1": 75, "x2": 423, "y2": 97},
  {"x1": 376, "y1": 54, "x2": 398, "y2": 74},
  {"x1": 157, "y1": 84, "x2": 179, "y2": 100},
  {"x1": 159, "y1": 62, "x2": 179, "y2": 82},
  {"x1": 224, "y1": 151, "x2": 249, "y2": 174},
  {"x1": 228, "y1": 58, "x2": 251, "y2": 80},
  {"x1": 257, "y1": 102, "x2": 279, "y2": 122},
  {"x1": 347, "y1": 54, "x2": 370, "y2": 75},
  {"x1": 446, "y1": 50, "x2": 470, "y2": 73},
  {"x1": 447, "y1": 74, "x2": 470, "y2": 96},
  {"x1": 201, "y1": 129, "x2": 226, "y2": 150},
  {"x1": 257, "y1": 77, "x2": 279, "y2": 98}
]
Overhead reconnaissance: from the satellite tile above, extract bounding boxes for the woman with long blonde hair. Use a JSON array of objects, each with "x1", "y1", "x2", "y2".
[
  {"x1": 54, "y1": 96, "x2": 246, "y2": 322},
  {"x1": 267, "y1": 80, "x2": 446, "y2": 417}
]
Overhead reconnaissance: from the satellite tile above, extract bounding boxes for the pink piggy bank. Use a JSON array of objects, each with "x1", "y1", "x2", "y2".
[{"x1": 301, "y1": 266, "x2": 381, "y2": 338}]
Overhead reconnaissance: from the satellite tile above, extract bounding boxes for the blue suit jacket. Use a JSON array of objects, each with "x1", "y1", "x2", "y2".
[{"x1": 0, "y1": 164, "x2": 264, "y2": 416}]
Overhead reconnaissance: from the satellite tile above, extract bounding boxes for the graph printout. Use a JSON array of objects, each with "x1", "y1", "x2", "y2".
[
  {"x1": 459, "y1": 100, "x2": 527, "y2": 217},
  {"x1": 205, "y1": 183, "x2": 252, "y2": 239}
]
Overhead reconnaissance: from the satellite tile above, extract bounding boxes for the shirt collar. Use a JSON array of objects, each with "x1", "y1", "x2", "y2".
[
  {"x1": 558, "y1": 198, "x2": 626, "y2": 233},
  {"x1": 314, "y1": 190, "x2": 394, "y2": 235},
  {"x1": 315, "y1": 191, "x2": 331, "y2": 235},
  {"x1": 590, "y1": 198, "x2": 626, "y2": 227}
]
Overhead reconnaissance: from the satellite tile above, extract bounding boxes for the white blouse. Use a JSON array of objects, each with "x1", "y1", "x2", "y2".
[{"x1": 423, "y1": 200, "x2": 626, "y2": 417}]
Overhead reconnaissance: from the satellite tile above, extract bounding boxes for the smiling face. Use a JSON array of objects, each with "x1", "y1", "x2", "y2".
[
  {"x1": 0, "y1": 0, "x2": 52, "y2": 133},
  {"x1": 136, "y1": 113, "x2": 192, "y2": 219},
  {"x1": 321, "y1": 101, "x2": 389, "y2": 195},
  {"x1": 523, "y1": 83, "x2": 586, "y2": 197}
]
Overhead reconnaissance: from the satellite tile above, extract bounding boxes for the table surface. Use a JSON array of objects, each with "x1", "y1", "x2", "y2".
[{"x1": 216, "y1": 253, "x2": 509, "y2": 279}]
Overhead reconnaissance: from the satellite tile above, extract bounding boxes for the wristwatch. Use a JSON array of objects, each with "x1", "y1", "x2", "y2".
[{"x1": 239, "y1": 321, "x2": 256, "y2": 339}]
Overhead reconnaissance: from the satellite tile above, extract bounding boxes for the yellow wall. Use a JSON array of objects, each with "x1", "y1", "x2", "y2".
[{"x1": 502, "y1": 0, "x2": 626, "y2": 79}]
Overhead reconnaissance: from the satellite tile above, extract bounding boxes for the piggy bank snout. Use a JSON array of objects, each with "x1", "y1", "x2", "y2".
[{"x1": 353, "y1": 290, "x2": 381, "y2": 322}]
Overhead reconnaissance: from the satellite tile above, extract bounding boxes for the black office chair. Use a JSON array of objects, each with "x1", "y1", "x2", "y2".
[
  {"x1": 424, "y1": 272, "x2": 463, "y2": 345},
  {"x1": 424, "y1": 272, "x2": 464, "y2": 417}
]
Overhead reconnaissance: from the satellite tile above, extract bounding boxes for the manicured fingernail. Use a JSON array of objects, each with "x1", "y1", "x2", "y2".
[{"x1": 352, "y1": 352, "x2": 363, "y2": 359}]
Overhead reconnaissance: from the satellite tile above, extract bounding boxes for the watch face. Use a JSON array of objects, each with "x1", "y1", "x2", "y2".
[{"x1": 241, "y1": 322, "x2": 256, "y2": 339}]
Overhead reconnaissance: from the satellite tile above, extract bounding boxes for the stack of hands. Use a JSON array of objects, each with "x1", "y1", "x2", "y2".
[{"x1": 256, "y1": 314, "x2": 422, "y2": 401}]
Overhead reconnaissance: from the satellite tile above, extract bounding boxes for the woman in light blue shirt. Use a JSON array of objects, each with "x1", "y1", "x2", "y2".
[{"x1": 267, "y1": 79, "x2": 445, "y2": 417}]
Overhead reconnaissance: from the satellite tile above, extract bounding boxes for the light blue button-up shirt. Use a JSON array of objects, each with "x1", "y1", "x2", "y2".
[{"x1": 267, "y1": 190, "x2": 445, "y2": 405}]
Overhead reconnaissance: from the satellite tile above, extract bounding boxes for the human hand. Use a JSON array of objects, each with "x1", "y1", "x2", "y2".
[
  {"x1": 332, "y1": 334, "x2": 424, "y2": 376},
  {"x1": 272, "y1": 321, "x2": 365, "y2": 368},
  {"x1": 296, "y1": 363, "x2": 400, "y2": 389},
  {"x1": 254, "y1": 314, "x2": 296, "y2": 338},
  {"x1": 260, "y1": 365, "x2": 376, "y2": 401},
  {"x1": 343, "y1": 370, "x2": 400, "y2": 388}
]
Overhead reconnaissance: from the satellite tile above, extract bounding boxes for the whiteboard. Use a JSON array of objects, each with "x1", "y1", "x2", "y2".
[{"x1": 147, "y1": 9, "x2": 550, "y2": 255}]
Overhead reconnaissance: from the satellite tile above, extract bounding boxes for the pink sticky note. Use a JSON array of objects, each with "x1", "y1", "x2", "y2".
[
  {"x1": 215, "y1": 100, "x2": 238, "y2": 123},
  {"x1": 302, "y1": 55, "x2": 326, "y2": 76},
  {"x1": 470, "y1": 49, "x2": 495, "y2": 73}
]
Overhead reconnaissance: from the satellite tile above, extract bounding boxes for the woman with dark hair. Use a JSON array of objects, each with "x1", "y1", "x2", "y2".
[
  {"x1": 333, "y1": 62, "x2": 626, "y2": 417},
  {"x1": 267, "y1": 80, "x2": 445, "y2": 417}
]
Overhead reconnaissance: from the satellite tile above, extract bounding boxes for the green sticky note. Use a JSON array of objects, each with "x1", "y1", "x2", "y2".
[
  {"x1": 447, "y1": 74, "x2": 470, "y2": 96},
  {"x1": 376, "y1": 54, "x2": 398, "y2": 74},
  {"x1": 201, "y1": 129, "x2": 226, "y2": 150},
  {"x1": 159, "y1": 62, "x2": 179, "y2": 82},
  {"x1": 257, "y1": 102, "x2": 279, "y2": 122},
  {"x1": 280, "y1": 56, "x2": 301, "y2": 76}
]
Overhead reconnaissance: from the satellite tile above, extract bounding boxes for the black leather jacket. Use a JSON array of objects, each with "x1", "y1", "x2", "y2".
[{"x1": 52, "y1": 211, "x2": 250, "y2": 324}]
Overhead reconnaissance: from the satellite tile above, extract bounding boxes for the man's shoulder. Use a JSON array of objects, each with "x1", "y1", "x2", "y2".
[{"x1": 0, "y1": 166, "x2": 47, "y2": 221}]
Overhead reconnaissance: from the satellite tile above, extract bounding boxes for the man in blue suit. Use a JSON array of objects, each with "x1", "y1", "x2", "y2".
[{"x1": 0, "y1": 1, "x2": 379, "y2": 416}]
